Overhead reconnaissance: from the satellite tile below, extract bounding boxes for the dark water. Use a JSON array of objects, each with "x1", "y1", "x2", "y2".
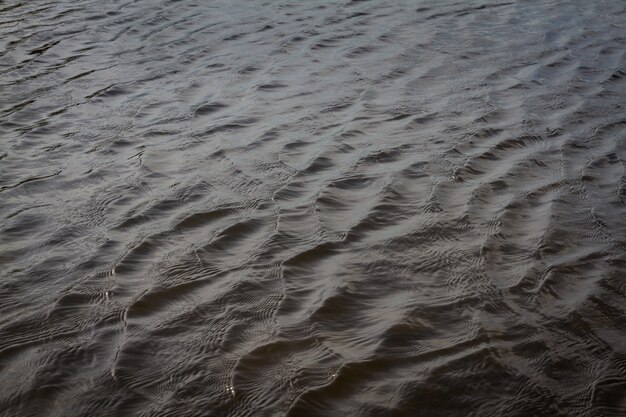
[{"x1": 1, "y1": 0, "x2": 626, "y2": 416}]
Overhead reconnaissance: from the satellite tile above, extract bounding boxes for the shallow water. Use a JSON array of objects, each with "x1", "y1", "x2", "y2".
[{"x1": 1, "y1": 0, "x2": 626, "y2": 416}]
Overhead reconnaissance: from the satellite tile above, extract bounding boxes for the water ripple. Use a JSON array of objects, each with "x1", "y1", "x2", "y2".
[{"x1": 1, "y1": 1, "x2": 626, "y2": 416}]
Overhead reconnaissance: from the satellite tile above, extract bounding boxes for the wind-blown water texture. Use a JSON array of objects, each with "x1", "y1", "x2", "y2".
[{"x1": 1, "y1": 0, "x2": 626, "y2": 416}]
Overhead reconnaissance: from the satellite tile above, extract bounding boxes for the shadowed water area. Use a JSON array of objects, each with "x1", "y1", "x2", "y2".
[{"x1": 1, "y1": 0, "x2": 626, "y2": 416}]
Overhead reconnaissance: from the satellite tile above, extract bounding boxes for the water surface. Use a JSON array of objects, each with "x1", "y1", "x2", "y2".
[{"x1": 1, "y1": 1, "x2": 626, "y2": 416}]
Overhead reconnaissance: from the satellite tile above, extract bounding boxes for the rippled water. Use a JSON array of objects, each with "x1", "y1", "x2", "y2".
[{"x1": 1, "y1": 0, "x2": 626, "y2": 416}]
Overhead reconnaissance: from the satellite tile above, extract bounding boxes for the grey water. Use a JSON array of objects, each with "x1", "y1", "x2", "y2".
[{"x1": 1, "y1": 0, "x2": 626, "y2": 416}]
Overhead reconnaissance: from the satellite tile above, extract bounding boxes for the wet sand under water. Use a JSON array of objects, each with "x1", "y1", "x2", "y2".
[{"x1": 1, "y1": 0, "x2": 626, "y2": 416}]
